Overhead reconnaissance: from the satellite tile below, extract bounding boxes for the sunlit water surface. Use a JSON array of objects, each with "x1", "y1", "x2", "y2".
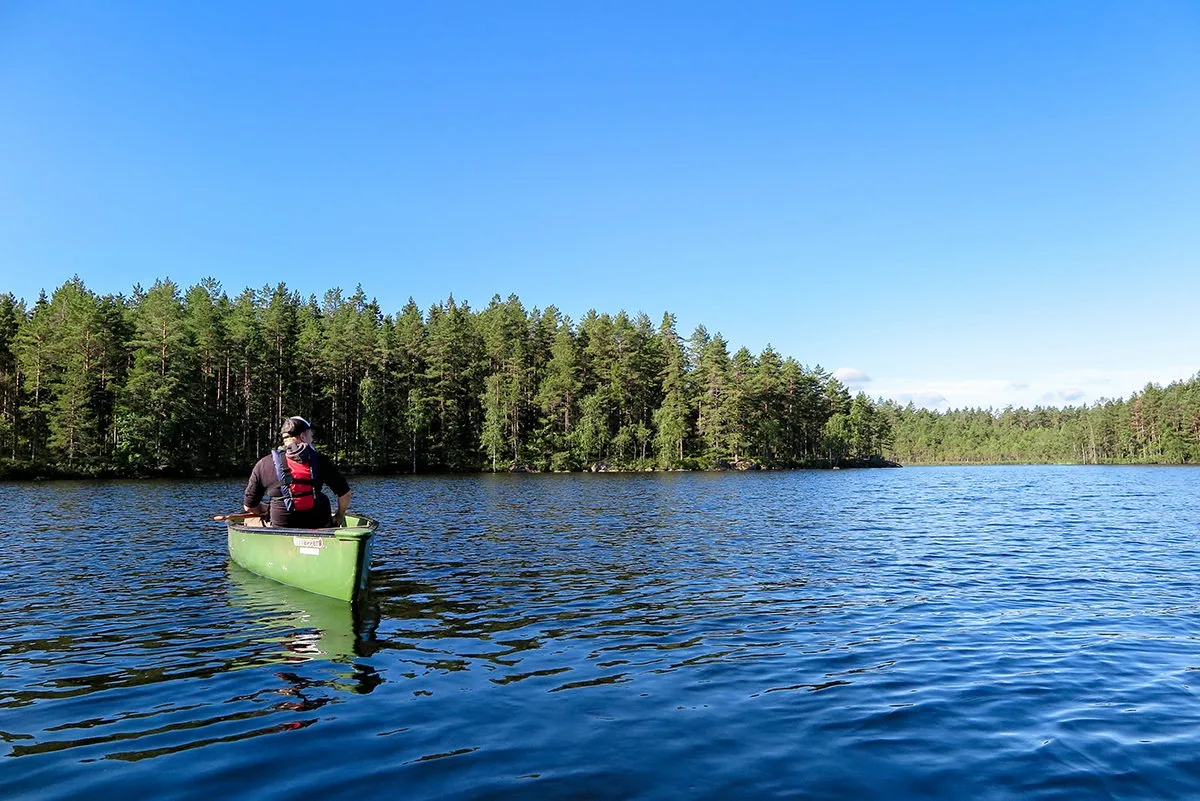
[{"x1": 4, "y1": 467, "x2": 1200, "y2": 799}]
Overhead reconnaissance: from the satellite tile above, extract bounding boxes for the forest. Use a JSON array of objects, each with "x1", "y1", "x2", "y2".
[
  {"x1": 882, "y1": 385, "x2": 1200, "y2": 465},
  {"x1": 0, "y1": 277, "x2": 1195, "y2": 479},
  {"x1": 0, "y1": 277, "x2": 892, "y2": 478}
]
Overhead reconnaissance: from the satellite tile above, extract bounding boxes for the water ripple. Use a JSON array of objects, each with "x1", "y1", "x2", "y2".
[{"x1": 4, "y1": 467, "x2": 1200, "y2": 798}]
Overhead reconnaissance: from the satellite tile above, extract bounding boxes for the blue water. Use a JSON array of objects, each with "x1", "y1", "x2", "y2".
[{"x1": 4, "y1": 466, "x2": 1200, "y2": 799}]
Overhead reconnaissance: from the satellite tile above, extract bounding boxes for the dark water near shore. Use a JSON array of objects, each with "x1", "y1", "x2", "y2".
[{"x1": 4, "y1": 467, "x2": 1200, "y2": 799}]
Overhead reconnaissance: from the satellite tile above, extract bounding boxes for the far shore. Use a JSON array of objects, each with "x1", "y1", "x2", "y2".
[{"x1": 0, "y1": 456, "x2": 903, "y2": 482}]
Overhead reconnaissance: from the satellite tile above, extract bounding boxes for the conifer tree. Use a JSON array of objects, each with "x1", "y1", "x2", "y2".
[
  {"x1": 0, "y1": 293, "x2": 26, "y2": 461},
  {"x1": 224, "y1": 288, "x2": 267, "y2": 461},
  {"x1": 694, "y1": 331, "x2": 732, "y2": 463},
  {"x1": 479, "y1": 294, "x2": 534, "y2": 466},
  {"x1": 425, "y1": 296, "x2": 484, "y2": 470},
  {"x1": 652, "y1": 313, "x2": 689, "y2": 467},
  {"x1": 120, "y1": 279, "x2": 192, "y2": 471},
  {"x1": 727, "y1": 347, "x2": 755, "y2": 462},
  {"x1": 13, "y1": 291, "x2": 53, "y2": 465},
  {"x1": 392, "y1": 298, "x2": 430, "y2": 473},
  {"x1": 261, "y1": 283, "x2": 300, "y2": 429},
  {"x1": 749, "y1": 346, "x2": 785, "y2": 465},
  {"x1": 536, "y1": 314, "x2": 582, "y2": 470},
  {"x1": 184, "y1": 279, "x2": 231, "y2": 469},
  {"x1": 42, "y1": 279, "x2": 105, "y2": 466}
]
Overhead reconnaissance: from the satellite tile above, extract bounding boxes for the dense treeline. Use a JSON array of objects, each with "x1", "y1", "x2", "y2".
[
  {"x1": 0, "y1": 277, "x2": 893, "y2": 478},
  {"x1": 7, "y1": 277, "x2": 1191, "y2": 478},
  {"x1": 882, "y1": 379, "x2": 1200, "y2": 465}
]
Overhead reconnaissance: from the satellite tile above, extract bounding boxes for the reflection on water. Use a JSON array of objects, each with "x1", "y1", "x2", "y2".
[
  {"x1": 4, "y1": 468, "x2": 1200, "y2": 800},
  {"x1": 225, "y1": 562, "x2": 381, "y2": 665}
]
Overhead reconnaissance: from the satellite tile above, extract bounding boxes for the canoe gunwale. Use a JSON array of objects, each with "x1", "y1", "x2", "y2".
[
  {"x1": 226, "y1": 514, "x2": 379, "y2": 537},
  {"x1": 226, "y1": 524, "x2": 376, "y2": 537}
]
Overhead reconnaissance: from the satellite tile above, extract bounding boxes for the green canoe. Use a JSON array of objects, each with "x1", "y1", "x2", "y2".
[{"x1": 226, "y1": 514, "x2": 378, "y2": 601}]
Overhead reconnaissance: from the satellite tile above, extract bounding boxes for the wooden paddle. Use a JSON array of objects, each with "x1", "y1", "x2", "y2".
[{"x1": 213, "y1": 512, "x2": 258, "y2": 521}]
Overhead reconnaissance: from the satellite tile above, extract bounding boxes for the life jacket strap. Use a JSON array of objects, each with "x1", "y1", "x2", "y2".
[
  {"x1": 270, "y1": 447, "x2": 322, "y2": 514},
  {"x1": 270, "y1": 448, "x2": 296, "y2": 513}
]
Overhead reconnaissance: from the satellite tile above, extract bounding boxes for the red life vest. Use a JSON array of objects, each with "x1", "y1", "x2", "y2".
[
  {"x1": 285, "y1": 456, "x2": 316, "y2": 511},
  {"x1": 271, "y1": 447, "x2": 320, "y2": 513}
]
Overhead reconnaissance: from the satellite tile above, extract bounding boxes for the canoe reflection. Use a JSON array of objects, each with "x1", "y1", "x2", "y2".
[{"x1": 225, "y1": 561, "x2": 381, "y2": 663}]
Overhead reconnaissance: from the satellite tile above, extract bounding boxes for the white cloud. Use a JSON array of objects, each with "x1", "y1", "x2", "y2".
[
  {"x1": 1041, "y1": 389, "x2": 1086, "y2": 404},
  {"x1": 891, "y1": 391, "x2": 950, "y2": 409},
  {"x1": 833, "y1": 367, "x2": 871, "y2": 386},
  {"x1": 876, "y1": 379, "x2": 1014, "y2": 409},
  {"x1": 867, "y1": 364, "x2": 1197, "y2": 411}
]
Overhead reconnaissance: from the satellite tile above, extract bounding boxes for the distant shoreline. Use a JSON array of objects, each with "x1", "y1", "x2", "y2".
[
  {"x1": 12, "y1": 458, "x2": 1200, "y2": 482},
  {"x1": 0, "y1": 457, "x2": 903, "y2": 482}
]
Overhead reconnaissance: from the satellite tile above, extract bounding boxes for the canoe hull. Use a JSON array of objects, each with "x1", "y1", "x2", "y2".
[{"x1": 226, "y1": 514, "x2": 377, "y2": 601}]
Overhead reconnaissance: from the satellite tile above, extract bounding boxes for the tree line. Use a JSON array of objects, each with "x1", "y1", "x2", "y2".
[
  {"x1": 6, "y1": 277, "x2": 1192, "y2": 478},
  {"x1": 0, "y1": 277, "x2": 894, "y2": 478},
  {"x1": 881, "y1": 378, "x2": 1200, "y2": 465}
]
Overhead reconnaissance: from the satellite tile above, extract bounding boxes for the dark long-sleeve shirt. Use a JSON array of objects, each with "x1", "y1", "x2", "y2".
[{"x1": 244, "y1": 448, "x2": 350, "y2": 528}]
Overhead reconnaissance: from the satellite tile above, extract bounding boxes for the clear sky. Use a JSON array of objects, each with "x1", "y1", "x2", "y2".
[{"x1": 2, "y1": 1, "x2": 1198, "y2": 410}]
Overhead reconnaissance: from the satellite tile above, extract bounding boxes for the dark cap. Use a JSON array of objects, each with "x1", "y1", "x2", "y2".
[{"x1": 281, "y1": 416, "x2": 312, "y2": 437}]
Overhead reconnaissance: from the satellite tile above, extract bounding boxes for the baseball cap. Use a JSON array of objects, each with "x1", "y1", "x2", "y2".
[{"x1": 281, "y1": 416, "x2": 312, "y2": 437}]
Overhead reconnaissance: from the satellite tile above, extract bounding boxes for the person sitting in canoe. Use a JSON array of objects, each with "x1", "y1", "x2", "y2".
[{"x1": 242, "y1": 416, "x2": 352, "y2": 528}]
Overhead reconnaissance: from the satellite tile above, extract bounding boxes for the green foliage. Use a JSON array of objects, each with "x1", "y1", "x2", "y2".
[
  {"x1": 1, "y1": 276, "x2": 1023, "y2": 476},
  {"x1": 536, "y1": 314, "x2": 582, "y2": 468},
  {"x1": 23, "y1": 274, "x2": 1200, "y2": 474},
  {"x1": 0, "y1": 292, "x2": 25, "y2": 459},
  {"x1": 881, "y1": 378, "x2": 1200, "y2": 465},
  {"x1": 120, "y1": 279, "x2": 192, "y2": 471},
  {"x1": 693, "y1": 331, "x2": 733, "y2": 461}
]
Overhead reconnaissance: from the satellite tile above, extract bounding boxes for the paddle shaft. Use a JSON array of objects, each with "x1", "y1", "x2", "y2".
[{"x1": 213, "y1": 512, "x2": 258, "y2": 521}]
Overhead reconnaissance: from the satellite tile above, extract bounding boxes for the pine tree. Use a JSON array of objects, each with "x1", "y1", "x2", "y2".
[
  {"x1": 652, "y1": 313, "x2": 689, "y2": 468},
  {"x1": 847, "y1": 393, "x2": 877, "y2": 459},
  {"x1": 694, "y1": 330, "x2": 732, "y2": 463},
  {"x1": 749, "y1": 346, "x2": 785, "y2": 466},
  {"x1": 44, "y1": 279, "x2": 106, "y2": 466},
  {"x1": 479, "y1": 294, "x2": 534, "y2": 467},
  {"x1": 13, "y1": 291, "x2": 53, "y2": 465},
  {"x1": 576, "y1": 311, "x2": 617, "y2": 466},
  {"x1": 0, "y1": 293, "x2": 26, "y2": 461},
  {"x1": 481, "y1": 372, "x2": 506, "y2": 472},
  {"x1": 261, "y1": 283, "x2": 300, "y2": 429},
  {"x1": 225, "y1": 288, "x2": 268, "y2": 462},
  {"x1": 535, "y1": 313, "x2": 582, "y2": 470},
  {"x1": 727, "y1": 347, "x2": 755, "y2": 462},
  {"x1": 392, "y1": 299, "x2": 430, "y2": 473},
  {"x1": 425, "y1": 296, "x2": 484, "y2": 470},
  {"x1": 183, "y1": 279, "x2": 231, "y2": 471},
  {"x1": 293, "y1": 297, "x2": 327, "y2": 431},
  {"x1": 119, "y1": 279, "x2": 192, "y2": 472}
]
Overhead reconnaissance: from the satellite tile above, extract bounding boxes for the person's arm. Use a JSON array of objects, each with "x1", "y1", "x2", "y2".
[
  {"x1": 333, "y1": 490, "x2": 351, "y2": 526},
  {"x1": 322, "y1": 453, "x2": 351, "y2": 525},
  {"x1": 243, "y1": 460, "x2": 268, "y2": 513}
]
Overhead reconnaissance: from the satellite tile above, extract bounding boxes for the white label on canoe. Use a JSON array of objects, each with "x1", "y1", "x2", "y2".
[{"x1": 293, "y1": 537, "x2": 325, "y2": 553}]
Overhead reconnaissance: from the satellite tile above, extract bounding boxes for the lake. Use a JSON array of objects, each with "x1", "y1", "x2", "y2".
[{"x1": 3, "y1": 466, "x2": 1200, "y2": 799}]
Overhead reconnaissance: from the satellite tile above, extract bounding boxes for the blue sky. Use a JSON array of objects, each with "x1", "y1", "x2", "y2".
[{"x1": 2, "y1": 1, "x2": 1198, "y2": 410}]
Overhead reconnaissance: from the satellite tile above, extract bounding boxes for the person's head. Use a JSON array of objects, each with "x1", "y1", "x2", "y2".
[{"x1": 281, "y1": 415, "x2": 314, "y2": 445}]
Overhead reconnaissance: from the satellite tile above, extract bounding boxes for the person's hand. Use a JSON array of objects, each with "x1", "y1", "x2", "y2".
[{"x1": 331, "y1": 512, "x2": 346, "y2": 528}]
